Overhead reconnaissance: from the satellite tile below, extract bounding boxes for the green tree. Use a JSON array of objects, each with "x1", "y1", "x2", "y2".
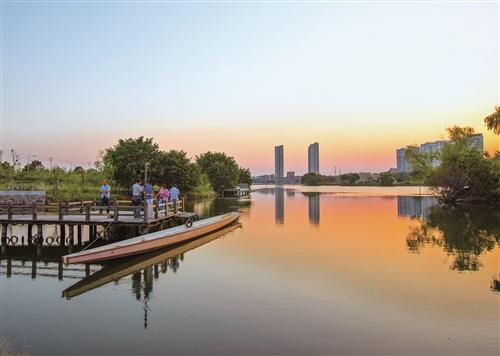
[
  {"x1": 406, "y1": 126, "x2": 500, "y2": 204},
  {"x1": 23, "y1": 160, "x2": 45, "y2": 172},
  {"x1": 340, "y1": 173, "x2": 360, "y2": 185},
  {"x1": 301, "y1": 172, "x2": 322, "y2": 186},
  {"x1": 196, "y1": 152, "x2": 240, "y2": 192},
  {"x1": 103, "y1": 137, "x2": 163, "y2": 188},
  {"x1": 238, "y1": 167, "x2": 252, "y2": 186},
  {"x1": 484, "y1": 105, "x2": 500, "y2": 135},
  {"x1": 158, "y1": 150, "x2": 201, "y2": 193},
  {"x1": 379, "y1": 172, "x2": 394, "y2": 186}
]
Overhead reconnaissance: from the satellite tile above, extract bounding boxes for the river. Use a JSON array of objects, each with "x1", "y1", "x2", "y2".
[{"x1": 0, "y1": 186, "x2": 498, "y2": 355}]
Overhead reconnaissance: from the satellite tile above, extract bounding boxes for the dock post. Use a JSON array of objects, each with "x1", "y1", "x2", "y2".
[
  {"x1": 58, "y1": 260, "x2": 63, "y2": 280},
  {"x1": 58, "y1": 202, "x2": 64, "y2": 221},
  {"x1": 6, "y1": 258, "x2": 12, "y2": 278},
  {"x1": 85, "y1": 204, "x2": 91, "y2": 222},
  {"x1": 32, "y1": 203, "x2": 37, "y2": 221},
  {"x1": 1, "y1": 224, "x2": 7, "y2": 246},
  {"x1": 143, "y1": 201, "x2": 149, "y2": 224},
  {"x1": 59, "y1": 225, "x2": 65, "y2": 246},
  {"x1": 31, "y1": 259, "x2": 37, "y2": 279},
  {"x1": 68, "y1": 225, "x2": 74, "y2": 246},
  {"x1": 85, "y1": 264, "x2": 90, "y2": 277},
  {"x1": 7, "y1": 203, "x2": 12, "y2": 220},
  {"x1": 27, "y1": 224, "x2": 33, "y2": 246},
  {"x1": 77, "y1": 225, "x2": 82, "y2": 245},
  {"x1": 114, "y1": 200, "x2": 119, "y2": 223},
  {"x1": 37, "y1": 224, "x2": 43, "y2": 245}
]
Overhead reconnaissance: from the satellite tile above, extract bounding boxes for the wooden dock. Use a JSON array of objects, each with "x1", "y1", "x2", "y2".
[{"x1": 0, "y1": 199, "x2": 198, "y2": 247}]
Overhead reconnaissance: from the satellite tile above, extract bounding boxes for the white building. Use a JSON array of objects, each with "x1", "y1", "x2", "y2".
[{"x1": 396, "y1": 134, "x2": 484, "y2": 173}]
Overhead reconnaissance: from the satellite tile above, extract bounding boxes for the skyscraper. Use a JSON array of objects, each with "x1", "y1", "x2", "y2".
[
  {"x1": 308, "y1": 142, "x2": 319, "y2": 174},
  {"x1": 274, "y1": 145, "x2": 284, "y2": 182}
]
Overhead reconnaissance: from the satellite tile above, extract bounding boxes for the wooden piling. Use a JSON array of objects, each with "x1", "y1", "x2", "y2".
[
  {"x1": 32, "y1": 203, "x2": 37, "y2": 221},
  {"x1": 77, "y1": 225, "x2": 82, "y2": 245},
  {"x1": 31, "y1": 259, "x2": 37, "y2": 279},
  {"x1": 69, "y1": 225, "x2": 74, "y2": 245},
  {"x1": 37, "y1": 224, "x2": 43, "y2": 245},
  {"x1": 1, "y1": 224, "x2": 7, "y2": 245},
  {"x1": 27, "y1": 224, "x2": 33, "y2": 246},
  {"x1": 60, "y1": 225, "x2": 65, "y2": 246},
  {"x1": 58, "y1": 260, "x2": 63, "y2": 280}
]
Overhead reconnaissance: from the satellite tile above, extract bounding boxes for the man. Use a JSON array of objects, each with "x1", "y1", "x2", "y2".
[
  {"x1": 99, "y1": 180, "x2": 111, "y2": 214},
  {"x1": 169, "y1": 184, "x2": 180, "y2": 213},
  {"x1": 132, "y1": 179, "x2": 143, "y2": 218},
  {"x1": 144, "y1": 180, "x2": 154, "y2": 219}
]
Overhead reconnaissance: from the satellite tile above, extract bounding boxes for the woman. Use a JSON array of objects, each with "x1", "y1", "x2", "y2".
[{"x1": 157, "y1": 183, "x2": 170, "y2": 206}]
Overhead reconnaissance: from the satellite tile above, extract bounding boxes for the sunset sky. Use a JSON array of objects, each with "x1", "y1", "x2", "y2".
[{"x1": 1, "y1": 1, "x2": 498, "y2": 175}]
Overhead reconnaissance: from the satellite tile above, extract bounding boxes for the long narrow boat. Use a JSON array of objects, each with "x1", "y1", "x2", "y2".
[
  {"x1": 62, "y1": 212, "x2": 240, "y2": 264},
  {"x1": 62, "y1": 223, "x2": 241, "y2": 299}
]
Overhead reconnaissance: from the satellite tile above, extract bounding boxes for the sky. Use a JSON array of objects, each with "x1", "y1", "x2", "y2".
[{"x1": 1, "y1": 1, "x2": 498, "y2": 175}]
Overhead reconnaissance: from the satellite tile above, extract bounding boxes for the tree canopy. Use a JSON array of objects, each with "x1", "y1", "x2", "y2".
[
  {"x1": 301, "y1": 173, "x2": 322, "y2": 186},
  {"x1": 196, "y1": 152, "x2": 240, "y2": 192},
  {"x1": 484, "y1": 105, "x2": 500, "y2": 135},
  {"x1": 406, "y1": 126, "x2": 500, "y2": 204},
  {"x1": 103, "y1": 137, "x2": 163, "y2": 188}
]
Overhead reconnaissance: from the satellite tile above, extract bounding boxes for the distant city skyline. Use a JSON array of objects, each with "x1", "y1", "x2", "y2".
[{"x1": 1, "y1": 2, "x2": 498, "y2": 175}]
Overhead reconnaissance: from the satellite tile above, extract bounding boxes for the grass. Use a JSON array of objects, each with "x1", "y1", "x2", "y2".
[{"x1": 1, "y1": 168, "x2": 217, "y2": 202}]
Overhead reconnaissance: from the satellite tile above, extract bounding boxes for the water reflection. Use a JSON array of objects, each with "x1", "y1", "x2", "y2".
[
  {"x1": 406, "y1": 204, "x2": 499, "y2": 272},
  {"x1": 275, "y1": 187, "x2": 284, "y2": 224},
  {"x1": 303, "y1": 193, "x2": 320, "y2": 225},
  {"x1": 397, "y1": 196, "x2": 437, "y2": 219}
]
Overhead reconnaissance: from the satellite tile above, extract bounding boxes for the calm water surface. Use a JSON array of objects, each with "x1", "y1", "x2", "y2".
[{"x1": 0, "y1": 186, "x2": 498, "y2": 355}]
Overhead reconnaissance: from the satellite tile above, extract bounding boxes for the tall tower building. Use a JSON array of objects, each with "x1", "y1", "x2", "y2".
[
  {"x1": 308, "y1": 142, "x2": 319, "y2": 174},
  {"x1": 274, "y1": 145, "x2": 284, "y2": 182}
]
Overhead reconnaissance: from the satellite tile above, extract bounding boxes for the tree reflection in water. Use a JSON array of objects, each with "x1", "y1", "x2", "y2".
[
  {"x1": 491, "y1": 274, "x2": 500, "y2": 294},
  {"x1": 406, "y1": 205, "x2": 499, "y2": 272}
]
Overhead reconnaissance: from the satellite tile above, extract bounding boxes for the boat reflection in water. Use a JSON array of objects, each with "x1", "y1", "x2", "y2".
[{"x1": 62, "y1": 223, "x2": 242, "y2": 300}]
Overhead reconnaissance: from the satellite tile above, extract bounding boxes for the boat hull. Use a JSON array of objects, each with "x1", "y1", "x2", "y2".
[{"x1": 63, "y1": 212, "x2": 240, "y2": 264}]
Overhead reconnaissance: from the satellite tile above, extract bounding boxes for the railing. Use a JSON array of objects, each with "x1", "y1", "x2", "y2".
[{"x1": 0, "y1": 199, "x2": 184, "y2": 224}]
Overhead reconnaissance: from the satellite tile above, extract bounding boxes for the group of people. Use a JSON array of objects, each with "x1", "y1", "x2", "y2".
[{"x1": 98, "y1": 179, "x2": 180, "y2": 218}]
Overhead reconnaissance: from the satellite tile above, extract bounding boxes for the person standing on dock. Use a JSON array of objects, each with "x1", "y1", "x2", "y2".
[
  {"x1": 99, "y1": 180, "x2": 111, "y2": 214},
  {"x1": 170, "y1": 184, "x2": 180, "y2": 213},
  {"x1": 157, "y1": 184, "x2": 170, "y2": 206},
  {"x1": 144, "y1": 180, "x2": 154, "y2": 219},
  {"x1": 132, "y1": 179, "x2": 144, "y2": 218}
]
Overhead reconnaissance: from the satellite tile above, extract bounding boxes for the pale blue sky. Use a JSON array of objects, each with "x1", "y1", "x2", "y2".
[{"x1": 1, "y1": 1, "x2": 498, "y2": 174}]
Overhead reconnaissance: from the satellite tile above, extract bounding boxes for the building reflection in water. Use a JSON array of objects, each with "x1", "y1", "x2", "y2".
[
  {"x1": 397, "y1": 196, "x2": 437, "y2": 219},
  {"x1": 307, "y1": 193, "x2": 320, "y2": 225},
  {"x1": 275, "y1": 187, "x2": 284, "y2": 224}
]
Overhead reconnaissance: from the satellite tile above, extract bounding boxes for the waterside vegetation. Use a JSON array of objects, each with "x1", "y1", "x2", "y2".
[{"x1": 0, "y1": 137, "x2": 252, "y2": 202}]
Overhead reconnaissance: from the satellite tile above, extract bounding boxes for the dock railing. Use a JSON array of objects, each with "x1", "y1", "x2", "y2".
[{"x1": 0, "y1": 199, "x2": 184, "y2": 224}]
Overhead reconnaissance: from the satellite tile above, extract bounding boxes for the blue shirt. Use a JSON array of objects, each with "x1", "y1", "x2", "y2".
[
  {"x1": 144, "y1": 183, "x2": 153, "y2": 198},
  {"x1": 132, "y1": 183, "x2": 143, "y2": 197},
  {"x1": 100, "y1": 184, "x2": 110, "y2": 198},
  {"x1": 170, "y1": 187, "x2": 180, "y2": 200}
]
